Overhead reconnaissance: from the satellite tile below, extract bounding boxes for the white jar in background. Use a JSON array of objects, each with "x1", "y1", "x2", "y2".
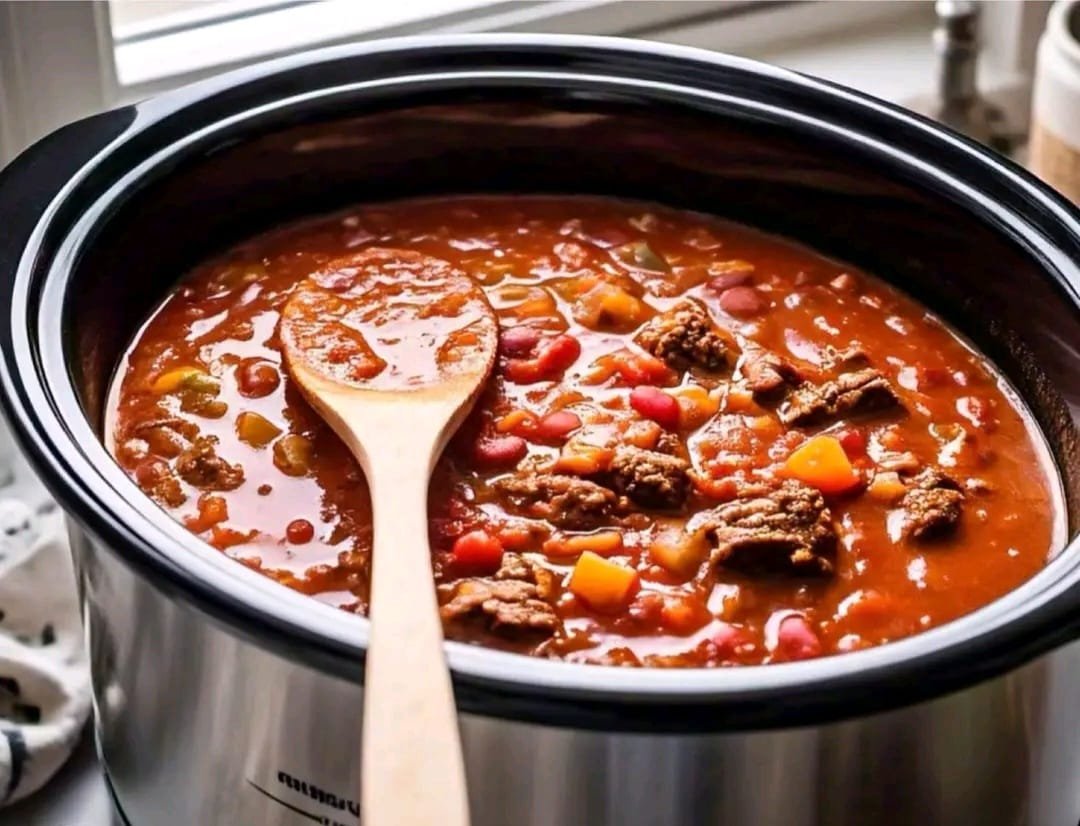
[{"x1": 1030, "y1": 0, "x2": 1080, "y2": 203}]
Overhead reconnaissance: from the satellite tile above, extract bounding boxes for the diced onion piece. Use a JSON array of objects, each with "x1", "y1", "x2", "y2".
[
  {"x1": 867, "y1": 471, "x2": 907, "y2": 502},
  {"x1": 236, "y1": 411, "x2": 283, "y2": 448},
  {"x1": 724, "y1": 387, "x2": 755, "y2": 413},
  {"x1": 783, "y1": 435, "x2": 860, "y2": 494},
  {"x1": 542, "y1": 530, "x2": 623, "y2": 558},
  {"x1": 649, "y1": 528, "x2": 709, "y2": 576},
  {"x1": 569, "y1": 552, "x2": 640, "y2": 612}
]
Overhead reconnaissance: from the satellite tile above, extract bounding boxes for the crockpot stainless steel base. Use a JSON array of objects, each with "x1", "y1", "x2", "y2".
[
  {"x1": 81, "y1": 527, "x2": 1080, "y2": 826},
  {"x1": 1, "y1": 35, "x2": 1078, "y2": 826}
]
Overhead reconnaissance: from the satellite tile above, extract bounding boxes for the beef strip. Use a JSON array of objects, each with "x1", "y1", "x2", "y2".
[
  {"x1": 175, "y1": 436, "x2": 244, "y2": 491},
  {"x1": 901, "y1": 468, "x2": 964, "y2": 540},
  {"x1": 607, "y1": 445, "x2": 690, "y2": 510},
  {"x1": 493, "y1": 472, "x2": 619, "y2": 530},
  {"x1": 741, "y1": 346, "x2": 801, "y2": 398},
  {"x1": 440, "y1": 553, "x2": 559, "y2": 637},
  {"x1": 690, "y1": 479, "x2": 836, "y2": 575},
  {"x1": 821, "y1": 343, "x2": 870, "y2": 371},
  {"x1": 779, "y1": 368, "x2": 900, "y2": 427},
  {"x1": 635, "y1": 301, "x2": 732, "y2": 372}
]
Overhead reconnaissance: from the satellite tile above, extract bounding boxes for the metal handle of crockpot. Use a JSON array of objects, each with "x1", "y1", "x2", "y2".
[{"x1": 0, "y1": 108, "x2": 137, "y2": 279}]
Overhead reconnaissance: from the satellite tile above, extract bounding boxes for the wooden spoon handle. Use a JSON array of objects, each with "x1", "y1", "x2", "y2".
[{"x1": 361, "y1": 456, "x2": 470, "y2": 826}]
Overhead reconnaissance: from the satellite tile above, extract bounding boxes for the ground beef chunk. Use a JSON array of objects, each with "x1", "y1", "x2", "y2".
[
  {"x1": 779, "y1": 368, "x2": 900, "y2": 426},
  {"x1": 175, "y1": 436, "x2": 244, "y2": 491},
  {"x1": 741, "y1": 346, "x2": 801, "y2": 398},
  {"x1": 902, "y1": 469, "x2": 964, "y2": 540},
  {"x1": 493, "y1": 472, "x2": 619, "y2": 530},
  {"x1": 655, "y1": 430, "x2": 686, "y2": 458},
  {"x1": 690, "y1": 480, "x2": 836, "y2": 575},
  {"x1": 635, "y1": 301, "x2": 732, "y2": 372},
  {"x1": 440, "y1": 554, "x2": 559, "y2": 637},
  {"x1": 608, "y1": 446, "x2": 689, "y2": 510}
]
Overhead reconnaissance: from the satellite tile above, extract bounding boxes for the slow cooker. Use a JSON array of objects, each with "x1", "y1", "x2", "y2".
[{"x1": 0, "y1": 35, "x2": 1077, "y2": 826}]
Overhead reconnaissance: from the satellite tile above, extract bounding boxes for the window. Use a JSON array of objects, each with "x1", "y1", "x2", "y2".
[{"x1": 0, "y1": 0, "x2": 1047, "y2": 165}]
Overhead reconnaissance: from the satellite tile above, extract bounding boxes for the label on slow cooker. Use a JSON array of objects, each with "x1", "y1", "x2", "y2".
[{"x1": 246, "y1": 769, "x2": 359, "y2": 825}]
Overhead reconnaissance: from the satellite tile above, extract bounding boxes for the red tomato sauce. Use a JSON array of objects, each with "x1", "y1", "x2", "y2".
[{"x1": 106, "y1": 196, "x2": 1061, "y2": 667}]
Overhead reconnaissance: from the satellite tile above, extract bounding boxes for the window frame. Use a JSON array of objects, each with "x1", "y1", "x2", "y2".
[{"x1": 0, "y1": 0, "x2": 1047, "y2": 165}]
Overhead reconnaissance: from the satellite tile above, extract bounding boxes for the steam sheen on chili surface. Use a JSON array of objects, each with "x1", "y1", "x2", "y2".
[{"x1": 107, "y1": 196, "x2": 1058, "y2": 668}]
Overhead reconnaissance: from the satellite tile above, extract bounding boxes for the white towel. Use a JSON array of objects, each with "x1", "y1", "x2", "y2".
[{"x1": 0, "y1": 419, "x2": 90, "y2": 807}]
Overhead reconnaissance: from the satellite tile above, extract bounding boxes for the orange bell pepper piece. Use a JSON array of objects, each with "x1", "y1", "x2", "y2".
[
  {"x1": 783, "y1": 434, "x2": 860, "y2": 494},
  {"x1": 568, "y1": 551, "x2": 640, "y2": 612}
]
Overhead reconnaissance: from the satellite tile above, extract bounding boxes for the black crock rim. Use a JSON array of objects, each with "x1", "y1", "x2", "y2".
[{"x1": 1, "y1": 34, "x2": 1079, "y2": 733}]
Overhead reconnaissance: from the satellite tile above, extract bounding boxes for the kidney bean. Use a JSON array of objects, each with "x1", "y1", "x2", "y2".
[
  {"x1": 706, "y1": 271, "x2": 752, "y2": 292},
  {"x1": 499, "y1": 326, "x2": 541, "y2": 358},
  {"x1": 536, "y1": 334, "x2": 581, "y2": 374},
  {"x1": 473, "y1": 435, "x2": 528, "y2": 468},
  {"x1": 718, "y1": 286, "x2": 766, "y2": 317},
  {"x1": 503, "y1": 334, "x2": 581, "y2": 384},
  {"x1": 629, "y1": 386, "x2": 681, "y2": 430},
  {"x1": 774, "y1": 614, "x2": 823, "y2": 661}
]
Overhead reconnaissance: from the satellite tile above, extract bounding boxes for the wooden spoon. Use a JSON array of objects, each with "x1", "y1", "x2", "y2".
[{"x1": 280, "y1": 247, "x2": 497, "y2": 826}]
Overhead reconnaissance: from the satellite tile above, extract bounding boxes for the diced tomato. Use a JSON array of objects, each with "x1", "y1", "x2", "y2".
[
  {"x1": 689, "y1": 471, "x2": 738, "y2": 501},
  {"x1": 774, "y1": 614, "x2": 822, "y2": 661},
  {"x1": 660, "y1": 595, "x2": 709, "y2": 635},
  {"x1": 617, "y1": 351, "x2": 674, "y2": 386},
  {"x1": 495, "y1": 409, "x2": 538, "y2": 436},
  {"x1": 209, "y1": 525, "x2": 256, "y2": 551},
  {"x1": 452, "y1": 530, "x2": 505, "y2": 572},
  {"x1": 286, "y1": 518, "x2": 315, "y2": 544},
  {"x1": 533, "y1": 410, "x2": 582, "y2": 443},
  {"x1": 472, "y1": 435, "x2": 528, "y2": 468},
  {"x1": 629, "y1": 386, "x2": 681, "y2": 430},
  {"x1": 499, "y1": 326, "x2": 541, "y2": 358},
  {"x1": 184, "y1": 494, "x2": 229, "y2": 533},
  {"x1": 835, "y1": 427, "x2": 866, "y2": 458},
  {"x1": 496, "y1": 524, "x2": 541, "y2": 550}
]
